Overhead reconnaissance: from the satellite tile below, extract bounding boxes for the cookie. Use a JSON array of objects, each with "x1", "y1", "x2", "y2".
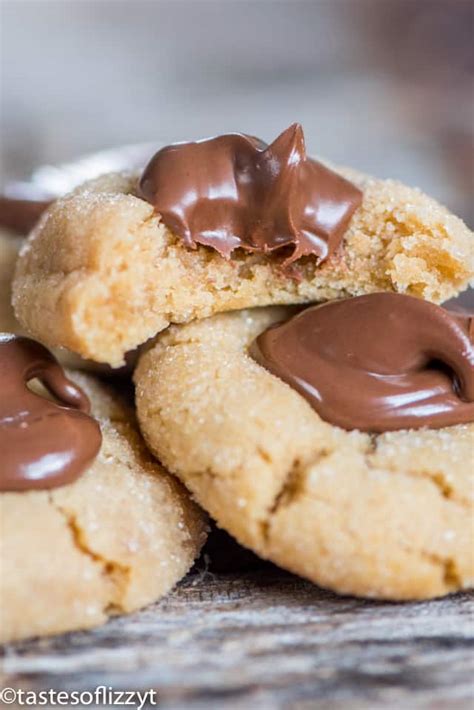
[
  {"x1": 13, "y1": 160, "x2": 472, "y2": 366},
  {"x1": 134, "y1": 307, "x2": 473, "y2": 600},
  {"x1": 0, "y1": 366, "x2": 207, "y2": 642},
  {"x1": 1, "y1": 142, "x2": 156, "y2": 371},
  {"x1": 0, "y1": 227, "x2": 91, "y2": 369},
  {"x1": 0, "y1": 227, "x2": 129, "y2": 373}
]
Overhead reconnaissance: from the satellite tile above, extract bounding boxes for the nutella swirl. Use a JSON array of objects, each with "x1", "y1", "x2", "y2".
[
  {"x1": 0, "y1": 334, "x2": 102, "y2": 491},
  {"x1": 250, "y1": 293, "x2": 474, "y2": 432},
  {"x1": 138, "y1": 124, "x2": 362, "y2": 266}
]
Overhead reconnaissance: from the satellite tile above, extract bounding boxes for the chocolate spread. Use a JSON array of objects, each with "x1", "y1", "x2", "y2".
[
  {"x1": 138, "y1": 124, "x2": 362, "y2": 265},
  {"x1": 0, "y1": 334, "x2": 102, "y2": 491},
  {"x1": 250, "y1": 293, "x2": 474, "y2": 432}
]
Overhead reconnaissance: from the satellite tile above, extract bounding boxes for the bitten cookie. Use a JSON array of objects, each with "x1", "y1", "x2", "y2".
[
  {"x1": 0, "y1": 141, "x2": 155, "y2": 371},
  {"x1": 134, "y1": 307, "x2": 474, "y2": 601},
  {"x1": 0, "y1": 369, "x2": 207, "y2": 643},
  {"x1": 0, "y1": 227, "x2": 122, "y2": 373},
  {"x1": 13, "y1": 159, "x2": 473, "y2": 366}
]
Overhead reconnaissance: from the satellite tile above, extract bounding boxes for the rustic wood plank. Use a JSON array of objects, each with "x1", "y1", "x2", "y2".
[{"x1": 2, "y1": 560, "x2": 473, "y2": 709}]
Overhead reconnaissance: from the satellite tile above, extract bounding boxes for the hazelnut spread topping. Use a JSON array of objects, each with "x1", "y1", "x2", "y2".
[
  {"x1": 250, "y1": 293, "x2": 474, "y2": 432},
  {"x1": 138, "y1": 123, "x2": 362, "y2": 265},
  {"x1": 0, "y1": 335, "x2": 102, "y2": 491}
]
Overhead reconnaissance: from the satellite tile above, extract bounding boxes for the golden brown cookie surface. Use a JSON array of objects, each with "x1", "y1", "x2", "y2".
[
  {"x1": 0, "y1": 371, "x2": 207, "y2": 642},
  {"x1": 134, "y1": 308, "x2": 473, "y2": 601},
  {"x1": 13, "y1": 168, "x2": 473, "y2": 366},
  {"x1": 0, "y1": 227, "x2": 120, "y2": 373}
]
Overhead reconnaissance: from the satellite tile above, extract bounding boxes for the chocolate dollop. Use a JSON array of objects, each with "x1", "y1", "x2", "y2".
[
  {"x1": 250, "y1": 293, "x2": 474, "y2": 432},
  {"x1": 138, "y1": 123, "x2": 362, "y2": 265},
  {"x1": 0, "y1": 334, "x2": 102, "y2": 491}
]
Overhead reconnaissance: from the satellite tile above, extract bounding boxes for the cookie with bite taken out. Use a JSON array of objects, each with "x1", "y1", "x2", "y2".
[{"x1": 13, "y1": 125, "x2": 473, "y2": 367}]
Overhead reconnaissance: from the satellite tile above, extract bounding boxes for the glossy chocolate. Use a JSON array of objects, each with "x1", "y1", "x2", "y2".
[
  {"x1": 0, "y1": 334, "x2": 102, "y2": 491},
  {"x1": 250, "y1": 293, "x2": 474, "y2": 432},
  {"x1": 138, "y1": 124, "x2": 362, "y2": 265}
]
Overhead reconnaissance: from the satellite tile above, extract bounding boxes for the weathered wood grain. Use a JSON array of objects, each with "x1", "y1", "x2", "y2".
[{"x1": 2, "y1": 559, "x2": 473, "y2": 709}]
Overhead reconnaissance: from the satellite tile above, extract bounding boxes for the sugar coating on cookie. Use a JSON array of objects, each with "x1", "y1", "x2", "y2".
[
  {"x1": 134, "y1": 308, "x2": 474, "y2": 601},
  {"x1": 0, "y1": 371, "x2": 207, "y2": 642},
  {"x1": 13, "y1": 166, "x2": 473, "y2": 366},
  {"x1": 0, "y1": 227, "x2": 124, "y2": 373}
]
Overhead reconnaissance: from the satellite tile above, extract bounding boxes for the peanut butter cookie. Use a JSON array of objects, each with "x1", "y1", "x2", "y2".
[
  {"x1": 134, "y1": 307, "x2": 473, "y2": 600},
  {"x1": 13, "y1": 151, "x2": 472, "y2": 366},
  {"x1": 1, "y1": 366, "x2": 207, "y2": 642}
]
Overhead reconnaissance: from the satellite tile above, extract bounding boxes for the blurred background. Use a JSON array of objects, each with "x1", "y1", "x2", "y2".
[{"x1": 1, "y1": 0, "x2": 473, "y2": 224}]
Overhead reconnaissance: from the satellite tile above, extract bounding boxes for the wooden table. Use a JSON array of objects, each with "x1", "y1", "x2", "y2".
[{"x1": 2, "y1": 533, "x2": 473, "y2": 710}]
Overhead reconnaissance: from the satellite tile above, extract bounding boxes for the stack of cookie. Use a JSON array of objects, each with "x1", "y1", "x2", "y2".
[{"x1": 2, "y1": 124, "x2": 473, "y2": 643}]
